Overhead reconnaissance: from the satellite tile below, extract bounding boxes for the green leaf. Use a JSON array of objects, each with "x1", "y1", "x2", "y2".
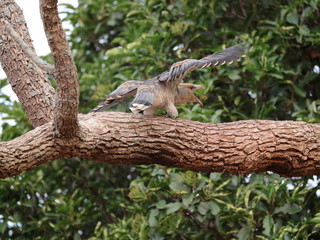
[
  {"x1": 268, "y1": 73, "x2": 283, "y2": 79},
  {"x1": 286, "y1": 12, "x2": 299, "y2": 25},
  {"x1": 262, "y1": 215, "x2": 274, "y2": 237},
  {"x1": 198, "y1": 202, "x2": 210, "y2": 215},
  {"x1": 169, "y1": 180, "x2": 190, "y2": 194},
  {"x1": 182, "y1": 193, "x2": 194, "y2": 206},
  {"x1": 0, "y1": 221, "x2": 7, "y2": 234},
  {"x1": 155, "y1": 200, "x2": 166, "y2": 209},
  {"x1": 208, "y1": 201, "x2": 220, "y2": 215},
  {"x1": 148, "y1": 209, "x2": 159, "y2": 227},
  {"x1": 310, "y1": 0, "x2": 318, "y2": 9},
  {"x1": 293, "y1": 85, "x2": 306, "y2": 97},
  {"x1": 126, "y1": 10, "x2": 142, "y2": 18},
  {"x1": 231, "y1": 175, "x2": 240, "y2": 186},
  {"x1": 244, "y1": 189, "x2": 252, "y2": 208},
  {"x1": 210, "y1": 172, "x2": 222, "y2": 181},
  {"x1": 211, "y1": 109, "x2": 224, "y2": 123},
  {"x1": 311, "y1": 216, "x2": 320, "y2": 223},
  {"x1": 275, "y1": 203, "x2": 301, "y2": 214},
  {"x1": 128, "y1": 184, "x2": 147, "y2": 202},
  {"x1": 151, "y1": 168, "x2": 166, "y2": 176},
  {"x1": 299, "y1": 25, "x2": 310, "y2": 36},
  {"x1": 227, "y1": 69, "x2": 241, "y2": 81},
  {"x1": 166, "y1": 202, "x2": 182, "y2": 215},
  {"x1": 234, "y1": 96, "x2": 241, "y2": 106},
  {"x1": 238, "y1": 226, "x2": 251, "y2": 240}
]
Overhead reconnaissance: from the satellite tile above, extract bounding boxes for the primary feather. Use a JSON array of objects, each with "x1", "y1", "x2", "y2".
[{"x1": 158, "y1": 42, "x2": 248, "y2": 85}]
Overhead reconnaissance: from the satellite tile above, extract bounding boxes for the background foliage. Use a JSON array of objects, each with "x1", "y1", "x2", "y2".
[{"x1": 0, "y1": 0, "x2": 320, "y2": 239}]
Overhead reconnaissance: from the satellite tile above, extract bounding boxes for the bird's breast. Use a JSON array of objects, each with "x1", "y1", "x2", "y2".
[{"x1": 151, "y1": 89, "x2": 175, "y2": 110}]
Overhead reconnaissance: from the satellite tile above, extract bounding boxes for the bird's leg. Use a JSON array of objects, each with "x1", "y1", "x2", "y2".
[{"x1": 165, "y1": 103, "x2": 178, "y2": 119}]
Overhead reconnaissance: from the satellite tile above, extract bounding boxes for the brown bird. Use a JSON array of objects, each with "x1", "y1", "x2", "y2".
[
  {"x1": 129, "y1": 83, "x2": 204, "y2": 117},
  {"x1": 91, "y1": 42, "x2": 248, "y2": 118},
  {"x1": 91, "y1": 82, "x2": 204, "y2": 115}
]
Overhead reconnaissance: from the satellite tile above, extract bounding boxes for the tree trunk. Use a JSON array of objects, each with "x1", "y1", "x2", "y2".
[{"x1": 0, "y1": 0, "x2": 55, "y2": 127}]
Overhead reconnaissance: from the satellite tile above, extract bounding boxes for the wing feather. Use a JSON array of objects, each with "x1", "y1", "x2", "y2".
[
  {"x1": 90, "y1": 80, "x2": 143, "y2": 112},
  {"x1": 158, "y1": 42, "x2": 248, "y2": 85}
]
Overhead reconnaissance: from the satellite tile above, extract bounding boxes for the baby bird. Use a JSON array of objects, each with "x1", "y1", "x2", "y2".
[
  {"x1": 91, "y1": 82, "x2": 204, "y2": 118},
  {"x1": 129, "y1": 83, "x2": 204, "y2": 118},
  {"x1": 91, "y1": 42, "x2": 248, "y2": 117}
]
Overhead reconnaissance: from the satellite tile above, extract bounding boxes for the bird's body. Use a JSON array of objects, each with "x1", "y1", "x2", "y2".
[
  {"x1": 129, "y1": 82, "x2": 203, "y2": 118},
  {"x1": 91, "y1": 42, "x2": 248, "y2": 117}
]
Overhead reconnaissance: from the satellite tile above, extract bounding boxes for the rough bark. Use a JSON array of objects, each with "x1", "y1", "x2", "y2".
[
  {"x1": 0, "y1": 112, "x2": 319, "y2": 179},
  {"x1": 40, "y1": 0, "x2": 79, "y2": 138},
  {"x1": 0, "y1": 0, "x2": 55, "y2": 127},
  {"x1": 4, "y1": 23, "x2": 55, "y2": 75}
]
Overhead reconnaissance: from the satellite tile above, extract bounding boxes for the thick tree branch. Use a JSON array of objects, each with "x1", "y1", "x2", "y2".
[
  {"x1": 4, "y1": 22, "x2": 55, "y2": 75},
  {"x1": 40, "y1": 0, "x2": 79, "y2": 138},
  {"x1": 0, "y1": 112, "x2": 319, "y2": 179},
  {"x1": 0, "y1": 0, "x2": 55, "y2": 127}
]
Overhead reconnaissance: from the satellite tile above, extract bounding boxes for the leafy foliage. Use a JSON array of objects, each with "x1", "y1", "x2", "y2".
[{"x1": 0, "y1": 0, "x2": 320, "y2": 239}]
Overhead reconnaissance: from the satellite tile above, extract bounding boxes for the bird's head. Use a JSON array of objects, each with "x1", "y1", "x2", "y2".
[{"x1": 175, "y1": 83, "x2": 204, "y2": 105}]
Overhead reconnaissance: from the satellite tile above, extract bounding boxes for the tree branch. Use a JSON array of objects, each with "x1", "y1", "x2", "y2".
[
  {"x1": 40, "y1": 0, "x2": 79, "y2": 138},
  {"x1": 0, "y1": 0, "x2": 55, "y2": 127},
  {"x1": 4, "y1": 22, "x2": 55, "y2": 75},
  {"x1": 0, "y1": 112, "x2": 319, "y2": 179}
]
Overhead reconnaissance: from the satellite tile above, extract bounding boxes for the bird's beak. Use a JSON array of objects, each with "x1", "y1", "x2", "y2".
[
  {"x1": 193, "y1": 85, "x2": 204, "y2": 105},
  {"x1": 193, "y1": 85, "x2": 205, "y2": 90},
  {"x1": 195, "y1": 96, "x2": 203, "y2": 106}
]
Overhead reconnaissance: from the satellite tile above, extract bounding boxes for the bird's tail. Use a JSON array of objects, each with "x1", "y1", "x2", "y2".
[
  {"x1": 90, "y1": 98, "x2": 117, "y2": 112},
  {"x1": 129, "y1": 86, "x2": 155, "y2": 114},
  {"x1": 90, "y1": 80, "x2": 144, "y2": 113}
]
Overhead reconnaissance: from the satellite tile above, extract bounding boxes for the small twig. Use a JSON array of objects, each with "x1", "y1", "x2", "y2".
[
  {"x1": 4, "y1": 21, "x2": 55, "y2": 75},
  {"x1": 230, "y1": 8, "x2": 246, "y2": 20},
  {"x1": 239, "y1": 0, "x2": 247, "y2": 19}
]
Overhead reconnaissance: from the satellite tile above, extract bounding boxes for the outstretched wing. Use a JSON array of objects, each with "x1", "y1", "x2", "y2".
[
  {"x1": 158, "y1": 42, "x2": 248, "y2": 85},
  {"x1": 91, "y1": 80, "x2": 144, "y2": 112},
  {"x1": 129, "y1": 85, "x2": 155, "y2": 114}
]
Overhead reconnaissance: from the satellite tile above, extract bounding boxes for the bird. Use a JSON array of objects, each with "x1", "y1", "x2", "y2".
[
  {"x1": 91, "y1": 42, "x2": 248, "y2": 118},
  {"x1": 91, "y1": 82, "x2": 204, "y2": 116}
]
